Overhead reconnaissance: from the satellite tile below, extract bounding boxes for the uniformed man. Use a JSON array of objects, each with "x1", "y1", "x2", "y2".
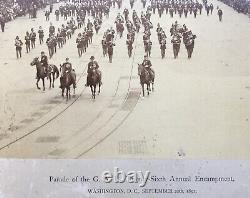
[
  {"x1": 40, "y1": 51, "x2": 48, "y2": 78},
  {"x1": 15, "y1": 36, "x2": 23, "y2": 59},
  {"x1": 141, "y1": 55, "x2": 154, "y2": 81},
  {"x1": 171, "y1": 33, "x2": 181, "y2": 59},
  {"x1": 60, "y1": 58, "x2": 76, "y2": 88},
  {"x1": 49, "y1": 23, "x2": 55, "y2": 35},
  {"x1": 30, "y1": 28, "x2": 36, "y2": 49},
  {"x1": 55, "y1": 9, "x2": 60, "y2": 21},
  {"x1": 24, "y1": 31, "x2": 31, "y2": 53},
  {"x1": 218, "y1": 8, "x2": 223, "y2": 21},
  {"x1": 38, "y1": 26, "x2": 44, "y2": 44},
  {"x1": 85, "y1": 56, "x2": 102, "y2": 86}
]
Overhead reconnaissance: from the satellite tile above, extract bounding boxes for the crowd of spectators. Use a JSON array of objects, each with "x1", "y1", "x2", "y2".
[
  {"x1": 0, "y1": 0, "x2": 47, "y2": 23},
  {"x1": 218, "y1": 0, "x2": 250, "y2": 15}
]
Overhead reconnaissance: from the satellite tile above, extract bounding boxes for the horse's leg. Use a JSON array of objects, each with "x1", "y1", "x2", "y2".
[
  {"x1": 93, "y1": 85, "x2": 96, "y2": 99},
  {"x1": 42, "y1": 78, "x2": 45, "y2": 91},
  {"x1": 49, "y1": 75, "x2": 52, "y2": 89},
  {"x1": 90, "y1": 86, "x2": 94, "y2": 99},
  {"x1": 147, "y1": 83, "x2": 150, "y2": 95},
  {"x1": 36, "y1": 78, "x2": 40, "y2": 89},
  {"x1": 52, "y1": 74, "x2": 55, "y2": 88},
  {"x1": 98, "y1": 83, "x2": 101, "y2": 94},
  {"x1": 66, "y1": 88, "x2": 68, "y2": 101},
  {"x1": 151, "y1": 78, "x2": 154, "y2": 91},
  {"x1": 62, "y1": 88, "x2": 64, "y2": 97},
  {"x1": 142, "y1": 83, "x2": 145, "y2": 97}
]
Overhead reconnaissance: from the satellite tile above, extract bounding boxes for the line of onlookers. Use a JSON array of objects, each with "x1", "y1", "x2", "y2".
[
  {"x1": 0, "y1": 0, "x2": 47, "y2": 23},
  {"x1": 218, "y1": 0, "x2": 250, "y2": 15}
]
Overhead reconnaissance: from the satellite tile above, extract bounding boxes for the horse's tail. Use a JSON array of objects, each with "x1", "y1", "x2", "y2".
[{"x1": 54, "y1": 65, "x2": 60, "y2": 79}]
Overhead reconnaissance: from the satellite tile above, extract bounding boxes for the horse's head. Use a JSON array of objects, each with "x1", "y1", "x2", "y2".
[{"x1": 30, "y1": 57, "x2": 39, "y2": 66}]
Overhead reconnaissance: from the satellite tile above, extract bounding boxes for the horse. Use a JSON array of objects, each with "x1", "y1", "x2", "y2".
[
  {"x1": 89, "y1": 69, "x2": 101, "y2": 99},
  {"x1": 138, "y1": 64, "x2": 155, "y2": 97},
  {"x1": 30, "y1": 57, "x2": 47, "y2": 91},
  {"x1": 61, "y1": 71, "x2": 75, "y2": 101}
]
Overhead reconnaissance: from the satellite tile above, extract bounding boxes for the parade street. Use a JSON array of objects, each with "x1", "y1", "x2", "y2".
[{"x1": 0, "y1": 0, "x2": 249, "y2": 159}]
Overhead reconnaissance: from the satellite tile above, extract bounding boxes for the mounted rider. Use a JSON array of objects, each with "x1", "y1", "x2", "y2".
[
  {"x1": 60, "y1": 57, "x2": 76, "y2": 89},
  {"x1": 85, "y1": 56, "x2": 102, "y2": 87},
  {"x1": 141, "y1": 55, "x2": 154, "y2": 82},
  {"x1": 40, "y1": 51, "x2": 48, "y2": 78}
]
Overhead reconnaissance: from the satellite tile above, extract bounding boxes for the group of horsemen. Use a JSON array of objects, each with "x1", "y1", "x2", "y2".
[{"x1": 36, "y1": 51, "x2": 101, "y2": 89}]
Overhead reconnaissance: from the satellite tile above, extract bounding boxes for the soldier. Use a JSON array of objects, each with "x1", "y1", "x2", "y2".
[
  {"x1": 210, "y1": 3, "x2": 214, "y2": 14},
  {"x1": 55, "y1": 9, "x2": 60, "y2": 21},
  {"x1": 38, "y1": 26, "x2": 44, "y2": 44},
  {"x1": 160, "y1": 39, "x2": 166, "y2": 58},
  {"x1": 218, "y1": 8, "x2": 223, "y2": 21},
  {"x1": 206, "y1": 6, "x2": 210, "y2": 16},
  {"x1": 76, "y1": 33, "x2": 83, "y2": 57},
  {"x1": 49, "y1": 23, "x2": 55, "y2": 35},
  {"x1": 24, "y1": 31, "x2": 31, "y2": 53},
  {"x1": 126, "y1": 37, "x2": 133, "y2": 57},
  {"x1": 60, "y1": 58, "x2": 76, "y2": 89},
  {"x1": 45, "y1": 10, "x2": 50, "y2": 21},
  {"x1": 85, "y1": 56, "x2": 101, "y2": 86},
  {"x1": 141, "y1": 55, "x2": 154, "y2": 81},
  {"x1": 193, "y1": 7, "x2": 198, "y2": 18},
  {"x1": 171, "y1": 33, "x2": 181, "y2": 59},
  {"x1": 184, "y1": 6, "x2": 188, "y2": 18},
  {"x1": 130, "y1": 0, "x2": 135, "y2": 8},
  {"x1": 30, "y1": 28, "x2": 36, "y2": 49},
  {"x1": 101, "y1": 36, "x2": 107, "y2": 56},
  {"x1": 169, "y1": 6, "x2": 174, "y2": 18},
  {"x1": 50, "y1": 4, "x2": 53, "y2": 13},
  {"x1": 15, "y1": 36, "x2": 23, "y2": 59},
  {"x1": 123, "y1": 8, "x2": 129, "y2": 21},
  {"x1": 107, "y1": 41, "x2": 115, "y2": 63},
  {"x1": 40, "y1": 51, "x2": 48, "y2": 77}
]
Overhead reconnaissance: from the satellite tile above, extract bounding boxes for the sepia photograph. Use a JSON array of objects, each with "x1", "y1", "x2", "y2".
[{"x1": 0, "y1": 0, "x2": 250, "y2": 160}]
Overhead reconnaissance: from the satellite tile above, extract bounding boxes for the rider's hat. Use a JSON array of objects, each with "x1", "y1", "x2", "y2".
[
  {"x1": 90, "y1": 56, "x2": 95, "y2": 60},
  {"x1": 66, "y1": 57, "x2": 69, "y2": 61},
  {"x1": 41, "y1": 51, "x2": 45, "y2": 54}
]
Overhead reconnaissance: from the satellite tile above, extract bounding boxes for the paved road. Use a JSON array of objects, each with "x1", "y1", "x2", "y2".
[{"x1": 0, "y1": 0, "x2": 250, "y2": 159}]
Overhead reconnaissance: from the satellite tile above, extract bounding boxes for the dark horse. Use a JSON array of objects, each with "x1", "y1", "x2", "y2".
[
  {"x1": 138, "y1": 64, "x2": 155, "y2": 97},
  {"x1": 89, "y1": 69, "x2": 101, "y2": 99},
  {"x1": 61, "y1": 71, "x2": 76, "y2": 101},
  {"x1": 30, "y1": 57, "x2": 59, "y2": 91}
]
